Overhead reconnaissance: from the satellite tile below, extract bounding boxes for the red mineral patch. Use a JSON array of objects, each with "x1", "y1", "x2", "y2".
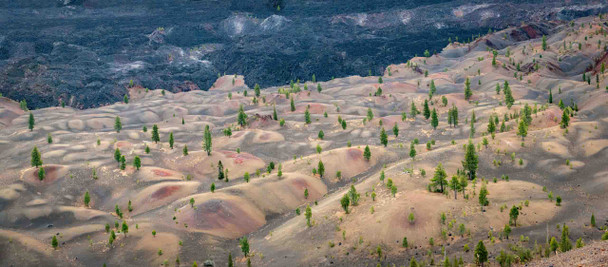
[
  {"x1": 151, "y1": 185, "x2": 181, "y2": 200},
  {"x1": 23, "y1": 165, "x2": 67, "y2": 184},
  {"x1": 115, "y1": 141, "x2": 132, "y2": 149},
  {"x1": 190, "y1": 199, "x2": 261, "y2": 234},
  {"x1": 290, "y1": 177, "x2": 310, "y2": 190},
  {"x1": 347, "y1": 148, "x2": 364, "y2": 161},
  {"x1": 296, "y1": 103, "x2": 325, "y2": 114},
  {"x1": 152, "y1": 169, "x2": 173, "y2": 177},
  {"x1": 222, "y1": 150, "x2": 258, "y2": 164}
]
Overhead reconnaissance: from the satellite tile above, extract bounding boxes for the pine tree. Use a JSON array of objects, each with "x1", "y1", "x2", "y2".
[
  {"x1": 47, "y1": 133, "x2": 53, "y2": 144},
  {"x1": 409, "y1": 257, "x2": 418, "y2": 267},
  {"x1": 431, "y1": 163, "x2": 447, "y2": 193},
  {"x1": 452, "y1": 106, "x2": 459, "y2": 126},
  {"x1": 151, "y1": 124, "x2": 160, "y2": 143},
  {"x1": 423, "y1": 100, "x2": 431, "y2": 119},
  {"x1": 363, "y1": 145, "x2": 371, "y2": 161},
  {"x1": 392, "y1": 123, "x2": 399, "y2": 137},
  {"x1": 120, "y1": 156, "x2": 126, "y2": 170},
  {"x1": 183, "y1": 145, "x2": 188, "y2": 156},
  {"x1": 591, "y1": 213, "x2": 596, "y2": 227},
  {"x1": 542, "y1": 35, "x2": 547, "y2": 51},
  {"x1": 503, "y1": 224, "x2": 511, "y2": 239},
  {"x1": 52, "y1": 235, "x2": 58, "y2": 249},
  {"x1": 560, "y1": 109, "x2": 570, "y2": 128},
  {"x1": 38, "y1": 167, "x2": 45, "y2": 181},
  {"x1": 114, "y1": 148, "x2": 121, "y2": 164},
  {"x1": 504, "y1": 81, "x2": 514, "y2": 108},
  {"x1": 462, "y1": 140, "x2": 478, "y2": 180},
  {"x1": 238, "y1": 105, "x2": 248, "y2": 127},
  {"x1": 509, "y1": 205, "x2": 519, "y2": 226},
  {"x1": 448, "y1": 108, "x2": 453, "y2": 126},
  {"x1": 290, "y1": 97, "x2": 295, "y2": 112},
  {"x1": 517, "y1": 119, "x2": 527, "y2": 140},
  {"x1": 84, "y1": 191, "x2": 90, "y2": 207},
  {"x1": 318, "y1": 130, "x2": 324, "y2": 140},
  {"x1": 304, "y1": 107, "x2": 311, "y2": 124},
  {"x1": 31, "y1": 146, "x2": 43, "y2": 168},
  {"x1": 410, "y1": 101, "x2": 419, "y2": 118},
  {"x1": 495, "y1": 83, "x2": 500, "y2": 95},
  {"x1": 340, "y1": 194, "x2": 350, "y2": 214},
  {"x1": 169, "y1": 132, "x2": 174, "y2": 149},
  {"x1": 317, "y1": 83, "x2": 322, "y2": 93},
  {"x1": 449, "y1": 175, "x2": 461, "y2": 199},
  {"x1": 559, "y1": 224, "x2": 572, "y2": 252},
  {"x1": 122, "y1": 221, "x2": 129, "y2": 236},
  {"x1": 550, "y1": 237, "x2": 558, "y2": 252},
  {"x1": 114, "y1": 116, "x2": 122, "y2": 133},
  {"x1": 464, "y1": 77, "x2": 472, "y2": 100},
  {"x1": 254, "y1": 83, "x2": 261, "y2": 97},
  {"x1": 123, "y1": 94, "x2": 129, "y2": 104},
  {"x1": 28, "y1": 112, "x2": 35, "y2": 131},
  {"x1": 548, "y1": 88, "x2": 553, "y2": 103},
  {"x1": 305, "y1": 204, "x2": 312, "y2": 227},
  {"x1": 380, "y1": 128, "x2": 388, "y2": 147},
  {"x1": 474, "y1": 241, "x2": 488, "y2": 267},
  {"x1": 273, "y1": 105, "x2": 278, "y2": 120},
  {"x1": 431, "y1": 108, "x2": 438, "y2": 129},
  {"x1": 133, "y1": 155, "x2": 141, "y2": 170},
  {"x1": 217, "y1": 160, "x2": 225, "y2": 180},
  {"x1": 228, "y1": 252, "x2": 233, "y2": 267},
  {"x1": 367, "y1": 108, "x2": 374, "y2": 121},
  {"x1": 469, "y1": 116, "x2": 475, "y2": 138},
  {"x1": 203, "y1": 125, "x2": 212, "y2": 155},
  {"x1": 409, "y1": 142, "x2": 416, "y2": 160},
  {"x1": 318, "y1": 160, "x2": 325, "y2": 178},
  {"x1": 429, "y1": 80, "x2": 436, "y2": 96},
  {"x1": 487, "y1": 116, "x2": 496, "y2": 134},
  {"x1": 240, "y1": 236, "x2": 250, "y2": 257}
]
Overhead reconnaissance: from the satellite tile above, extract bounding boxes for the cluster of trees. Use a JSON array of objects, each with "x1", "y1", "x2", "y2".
[{"x1": 447, "y1": 106, "x2": 459, "y2": 127}]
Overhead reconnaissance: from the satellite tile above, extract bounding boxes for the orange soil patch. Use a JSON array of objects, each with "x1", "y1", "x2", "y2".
[
  {"x1": 136, "y1": 167, "x2": 184, "y2": 182},
  {"x1": 168, "y1": 150, "x2": 265, "y2": 181},
  {"x1": 294, "y1": 103, "x2": 327, "y2": 114},
  {"x1": 131, "y1": 181, "x2": 200, "y2": 215},
  {"x1": 230, "y1": 172, "x2": 327, "y2": 215},
  {"x1": 174, "y1": 173, "x2": 325, "y2": 238},
  {"x1": 210, "y1": 75, "x2": 246, "y2": 91},
  {"x1": 379, "y1": 82, "x2": 418, "y2": 95},
  {"x1": 372, "y1": 115, "x2": 408, "y2": 128},
  {"x1": 176, "y1": 193, "x2": 265, "y2": 238},
  {"x1": 128, "y1": 85, "x2": 148, "y2": 101},
  {"x1": 114, "y1": 141, "x2": 133, "y2": 149},
  {"x1": 20, "y1": 165, "x2": 68, "y2": 185}
]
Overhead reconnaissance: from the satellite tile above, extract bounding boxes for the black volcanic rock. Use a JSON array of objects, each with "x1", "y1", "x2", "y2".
[{"x1": 0, "y1": 0, "x2": 607, "y2": 109}]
